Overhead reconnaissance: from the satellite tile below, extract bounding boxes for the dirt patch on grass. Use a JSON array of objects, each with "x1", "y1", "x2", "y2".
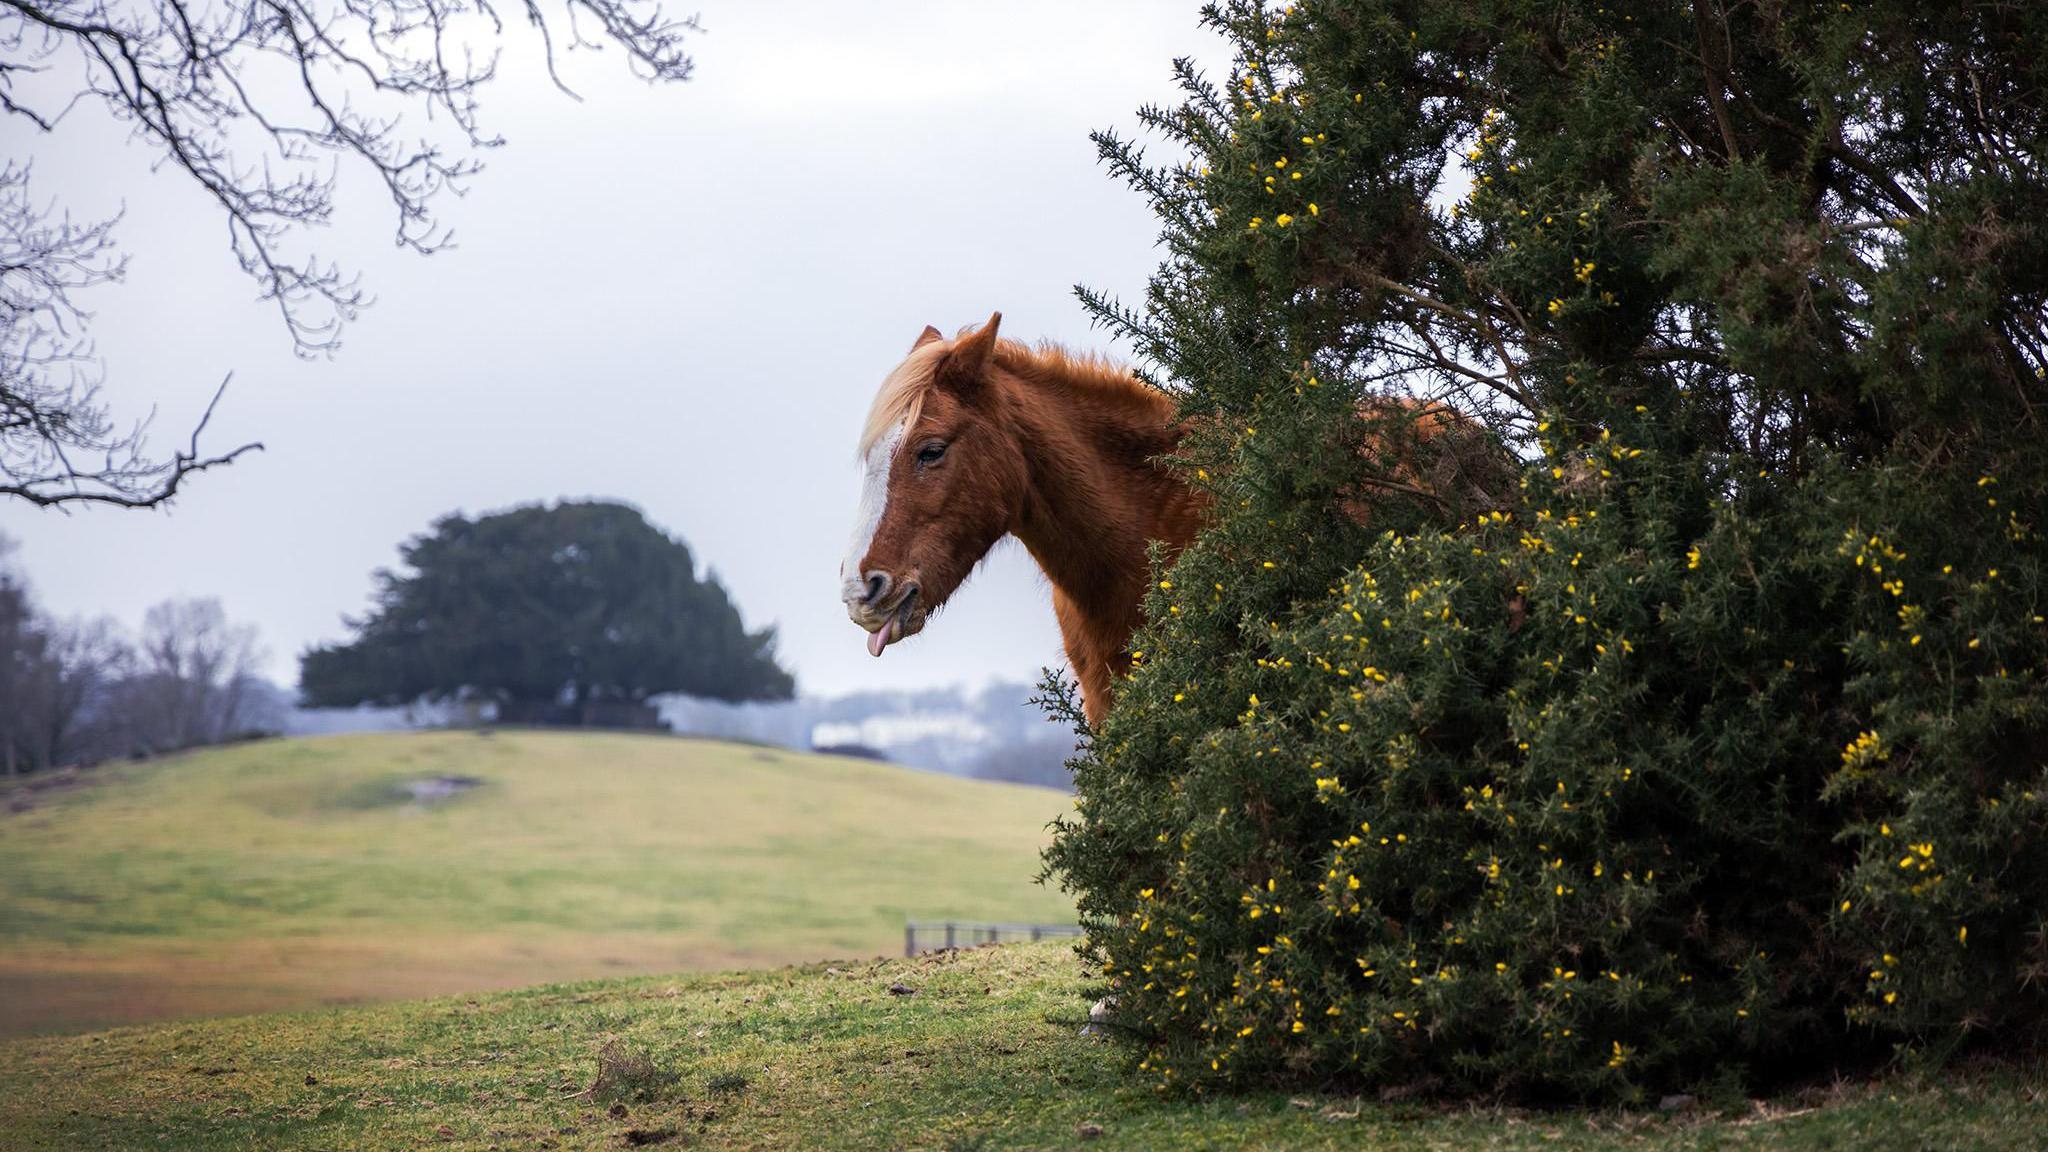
[
  {"x1": 317, "y1": 773, "x2": 487, "y2": 812},
  {"x1": 399, "y1": 775, "x2": 484, "y2": 804},
  {"x1": 579, "y1": 1039, "x2": 682, "y2": 1103}
]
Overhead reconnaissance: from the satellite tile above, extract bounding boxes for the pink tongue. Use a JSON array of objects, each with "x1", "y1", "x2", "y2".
[{"x1": 868, "y1": 625, "x2": 890, "y2": 657}]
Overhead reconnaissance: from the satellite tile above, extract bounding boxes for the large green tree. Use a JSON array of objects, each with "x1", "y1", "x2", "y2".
[
  {"x1": 1047, "y1": 0, "x2": 2048, "y2": 1100},
  {"x1": 301, "y1": 501, "x2": 793, "y2": 714}
]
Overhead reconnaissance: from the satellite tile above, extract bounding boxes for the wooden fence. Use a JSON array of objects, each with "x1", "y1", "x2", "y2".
[{"x1": 903, "y1": 920, "x2": 1083, "y2": 956}]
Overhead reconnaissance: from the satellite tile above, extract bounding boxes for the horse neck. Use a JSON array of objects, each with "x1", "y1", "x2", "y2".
[{"x1": 996, "y1": 357, "x2": 1199, "y2": 633}]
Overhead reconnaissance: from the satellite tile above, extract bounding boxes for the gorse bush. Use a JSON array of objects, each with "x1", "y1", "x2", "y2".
[{"x1": 1044, "y1": 0, "x2": 2048, "y2": 1100}]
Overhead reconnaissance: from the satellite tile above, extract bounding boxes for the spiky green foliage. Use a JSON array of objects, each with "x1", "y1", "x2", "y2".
[{"x1": 1046, "y1": 0, "x2": 2048, "y2": 1100}]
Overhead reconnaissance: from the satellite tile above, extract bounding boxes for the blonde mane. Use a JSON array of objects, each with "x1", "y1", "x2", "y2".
[
  {"x1": 1004, "y1": 341, "x2": 1157, "y2": 406},
  {"x1": 858, "y1": 333, "x2": 1155, "y2": 457}
]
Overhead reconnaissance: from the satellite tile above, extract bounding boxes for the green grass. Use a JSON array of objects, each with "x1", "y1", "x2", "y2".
[
  {"x1": 1, "y1": 730, "x2": 2036, "y2": 1148},
  {"x1": 0, "y1": 730, "x2": 1074, "y2": 1036},
  {"x1": 0, "y1": 940, "x2": 2038, "y2": 1151}
]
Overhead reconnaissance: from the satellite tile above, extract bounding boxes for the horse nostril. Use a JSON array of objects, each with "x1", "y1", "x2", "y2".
[{"x1": 863, "y1": 571, "x2": 891, "y2": 605}]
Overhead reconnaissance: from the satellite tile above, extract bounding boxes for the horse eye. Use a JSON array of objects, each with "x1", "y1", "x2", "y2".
[{"x1": 916, "y1": 442, "x2": 948, "y2": 466}]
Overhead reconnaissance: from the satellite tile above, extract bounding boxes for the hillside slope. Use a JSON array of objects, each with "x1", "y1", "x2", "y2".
[
  {"x1": 0, "y1": 941, "x2": 2036, "y2": 1151},
  {"x1": 0, "y1": 730, "x2": 1074, "y2": 1036}
]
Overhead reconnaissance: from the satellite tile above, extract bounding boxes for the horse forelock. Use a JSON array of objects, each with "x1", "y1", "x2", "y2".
[{"x1": 859, "y1": 341, "x2": 948, "y2": 459}]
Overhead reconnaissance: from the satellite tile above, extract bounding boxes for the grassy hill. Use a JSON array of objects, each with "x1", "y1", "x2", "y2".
[
  {"x1": 2, "y1": 731, "x2": 2035, "y2": 1149},
  {"x1": 0, "y1": 941, "x2": 2038, "y2": 1151},
  {"x1": 0, "y1": 730, "x2": 1074, "y2": 1037}
]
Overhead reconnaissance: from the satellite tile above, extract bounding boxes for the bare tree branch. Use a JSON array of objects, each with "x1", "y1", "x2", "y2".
[{"x1": 0, "y1": 0, "x2": 699, "y2": 508}]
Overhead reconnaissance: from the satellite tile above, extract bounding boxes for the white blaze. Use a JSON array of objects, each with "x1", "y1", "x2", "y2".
[{"x1": 841, "y1": 421, "x2": 905, "y2": 595}]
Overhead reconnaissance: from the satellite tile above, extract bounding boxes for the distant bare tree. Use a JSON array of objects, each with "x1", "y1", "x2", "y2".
[
  {"x1": 0, "y1": 534, "x2": 284, "y2": 768},
  {"x1": 0, "y1": 540, "x2": 53, "y2": 772},
  {"x1": 1, "y1": 0, "x2": 701, "y2": 508},
  {"x1": 38, "y1": 613, "x2": 132, "y2": 761},
  {"x1": 0, "y1": 612, "x2": 135, "y2": 770},
  {"x1": 130, "y1": 596, "x2": 262, "y2": 750}
]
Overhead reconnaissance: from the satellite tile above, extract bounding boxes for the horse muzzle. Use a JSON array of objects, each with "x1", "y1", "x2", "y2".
[{"x1": 843, "y1": 575, "x2": 926, "y2": 657}]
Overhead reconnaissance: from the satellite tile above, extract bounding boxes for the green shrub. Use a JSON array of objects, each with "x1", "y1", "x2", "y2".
[{"x1": 1046, "y1": 0, "x2": 2048, "y2": 1100}]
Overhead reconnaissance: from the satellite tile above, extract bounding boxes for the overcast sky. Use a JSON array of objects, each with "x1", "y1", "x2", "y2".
[{"x1": 2, "y1": 1, "x2": 1229, "y2": 699}]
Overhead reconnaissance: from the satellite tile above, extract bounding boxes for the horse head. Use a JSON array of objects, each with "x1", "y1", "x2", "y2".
[{"x1": 841, "y1": 313, "x2": 1026, "y2": 656}]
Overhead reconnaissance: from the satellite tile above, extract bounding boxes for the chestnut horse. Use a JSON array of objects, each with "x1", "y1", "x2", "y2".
[{"x1": 840, "y1": 313, "x2": 1496, "y2": 726}]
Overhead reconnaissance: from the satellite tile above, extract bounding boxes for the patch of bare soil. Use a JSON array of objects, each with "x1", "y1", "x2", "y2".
[{"x1": 399, "y1": 775, "x2": 484, "y2": 804}]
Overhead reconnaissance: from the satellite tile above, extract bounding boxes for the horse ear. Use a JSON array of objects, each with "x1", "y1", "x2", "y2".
[
  {"x1": 937, "y1": 312, "x2": 1001, "y2": 395},
  {"x1": 911, "y1": 325, "x2": 943, "y2": 352}
]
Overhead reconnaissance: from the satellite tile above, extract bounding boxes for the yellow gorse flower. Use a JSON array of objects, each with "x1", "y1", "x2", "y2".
[{"x1": 1842, "y1": 730, "x2": 1887, "y2": 769}]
